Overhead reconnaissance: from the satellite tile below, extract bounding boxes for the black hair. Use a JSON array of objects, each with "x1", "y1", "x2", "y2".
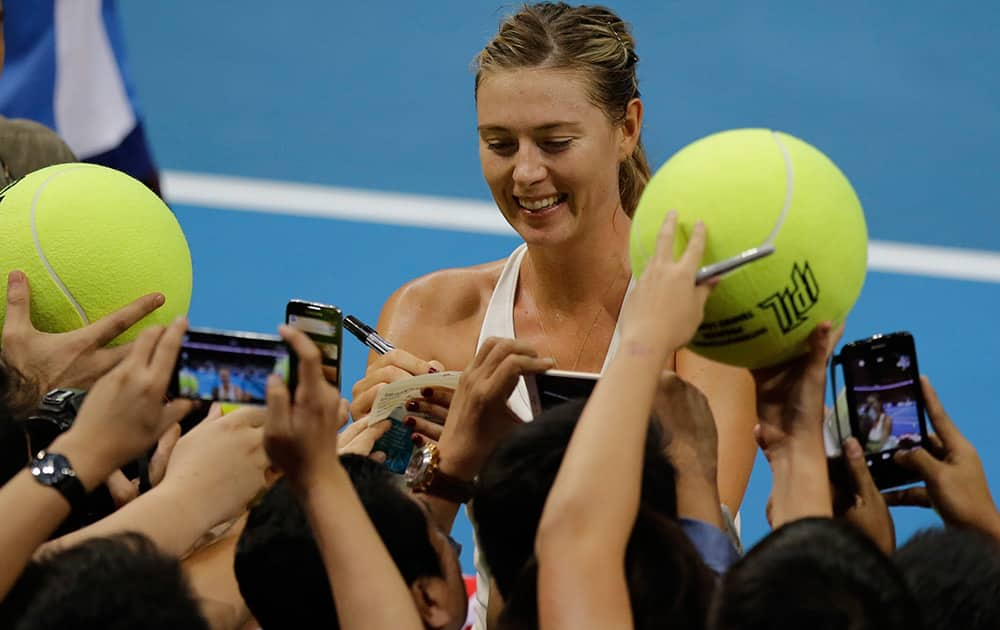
[
  {"x1": 0, "y1": 533, "x2": 208, "y2": 630},
  {"x1": 0, "y1": 358, "x2": 33, "y2": 486},
  {"x1": 894, "y1": 527, "x2": 1000, "y2": 630},
  {"x1": 710, "y1": 518, "x2": 922, "y2": 630},
  {"x1": 235, "y1": 455, "x2": 443, "y2": 629},
  {"x1": 0, "y1": 357, "x2": 38, "y2": 423},
  {"x1": 235, "y1": 476, "x2": 338, "y2": 627},
  {"x1": 472, "y1": 397, "x2": 678, "y2": 599},
  {"x1": 497, "y1": 510, "x2": 714, "y2": 630}
]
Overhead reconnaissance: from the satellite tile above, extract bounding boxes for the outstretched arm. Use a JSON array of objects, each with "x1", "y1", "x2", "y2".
[
  {"x1": 536, "y1": 213, "x2": 713, "y2": 630},
  {"x1": 751, "y1": 323, "x2": 843, "y2": 528},
  {"x1": 0, "y1": 318, "x2": 189, "y2": 599},
  {"x1": 266, "y1": 326, "x2": 423, "y2": 630}
]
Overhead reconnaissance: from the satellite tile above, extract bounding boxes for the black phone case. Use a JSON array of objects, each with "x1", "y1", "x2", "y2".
[{"x1": 829, "y1": 333, "x2": 929, "y2": 491}]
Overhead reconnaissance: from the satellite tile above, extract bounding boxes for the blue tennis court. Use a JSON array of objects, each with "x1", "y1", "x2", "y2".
[{"x1": 115, "y1": 1, "x2": 1000, "y2": 572}]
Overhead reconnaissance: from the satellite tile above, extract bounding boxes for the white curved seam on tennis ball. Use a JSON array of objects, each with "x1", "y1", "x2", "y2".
[
  {"x1": 763, "y1": 130, "x2": 794, "y2": 247},
  {"x1": 30, "y1": 165, "x2": 92, "y2": 326}
]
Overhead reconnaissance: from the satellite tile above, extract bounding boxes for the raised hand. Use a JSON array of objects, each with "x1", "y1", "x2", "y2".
[
  {"x1": 620, "y1": 212, "x2": 713, "y2": 356},
  {"x1": 265, "y1": 325, "x2": 350, "y2": 487},
  {"x1": 653, "y1": 371, "x2": 723, "y2": 527},
  {"x1": 887, "y1": 377, "x2": 1000, "y2": 540},
  {"x1": 751, "y1": 322, "x2": 843, "y2": 457},
  {"x1": 48, "y1": 317, "x2": 192, "y2": 490},
  {"x1": 2, "y1": 270, "x2": 167, "y2": 398},
  {"x1": 750, "y1": 322, "x2": 843, "y2": 527}
]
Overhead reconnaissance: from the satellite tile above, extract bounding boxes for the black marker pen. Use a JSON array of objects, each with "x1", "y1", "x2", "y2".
[{"x1": 344, "y1": 315, "x2": 396, "y2": 355}]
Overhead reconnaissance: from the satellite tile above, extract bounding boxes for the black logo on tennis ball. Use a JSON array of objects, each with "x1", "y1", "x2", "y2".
[{"x1": 759, "y1": 262, "x2": 820, "y2": 334}]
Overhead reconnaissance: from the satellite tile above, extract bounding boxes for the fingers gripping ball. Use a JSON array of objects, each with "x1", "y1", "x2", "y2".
[
  {"x1": 0, "y1": 163, "x2": 192, "y2": 343},
  {"x1": 630, "y1": 129, "x2": 868, "y2": 369}
]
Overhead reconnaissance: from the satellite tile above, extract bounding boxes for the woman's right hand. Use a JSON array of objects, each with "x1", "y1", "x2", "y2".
[{"x1": 349, "y1": 349, "x2": 444, "y2": 420}]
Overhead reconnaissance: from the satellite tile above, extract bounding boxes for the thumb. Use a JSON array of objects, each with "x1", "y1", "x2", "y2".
[
  {"x1": 843, "y1": 437, "x2": 879, "y2": 497},
  {"x1": 3, "y1": 270, "x2": 32, "y2": 335},
  {"x1": 894, "y1": 446, "x2": 940, "y2": 481}
]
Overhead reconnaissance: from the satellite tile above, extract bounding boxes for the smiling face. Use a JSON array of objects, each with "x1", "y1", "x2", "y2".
[{"x1": 477, "y1": 67, "x2": 639, "y2": 247}]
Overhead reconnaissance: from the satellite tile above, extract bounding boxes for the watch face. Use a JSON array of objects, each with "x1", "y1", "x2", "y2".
[
  {"x1": 31, "y1": 452, "x2": 71, "y2": 485},
  {"x1": 404, "y1": 447, "x2": 432, "y2": 485}
]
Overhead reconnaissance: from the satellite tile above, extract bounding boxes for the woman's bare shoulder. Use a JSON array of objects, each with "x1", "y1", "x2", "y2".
[{"x1": 378, "y1": 259, "x2": 507, "y2": 351}]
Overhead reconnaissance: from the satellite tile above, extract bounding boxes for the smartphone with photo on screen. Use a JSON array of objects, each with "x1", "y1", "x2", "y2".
[
  {"x1": 525, "y1": 369, "x2": 600, "y2": 418},
  {"x1": 831, "y1": 331, "x2": 930, "y2": 490},
  {"x1": 169, "y1": 328, "x2": 291, "y2": 406},
  {"x1": 285, "y1": 300, "x2": 343, "y2": 389}
]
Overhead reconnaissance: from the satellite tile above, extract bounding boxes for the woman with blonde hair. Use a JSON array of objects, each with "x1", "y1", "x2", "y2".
[{"x1": 350, "y1": 3, "x2": 758, "y2": 624}]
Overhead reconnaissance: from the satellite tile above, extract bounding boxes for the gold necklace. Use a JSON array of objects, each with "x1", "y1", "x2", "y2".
[{"x1": 527, "y1": 257, "x2": 627, "y2": 371}]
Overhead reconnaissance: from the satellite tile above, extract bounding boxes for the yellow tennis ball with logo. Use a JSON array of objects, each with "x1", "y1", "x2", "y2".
[
  {"x1": 630, "y1": 129, "x2": 868, "y2": 369},
  {"x1": 0, "y1": 163, "x2": 192, "y2": 344}
]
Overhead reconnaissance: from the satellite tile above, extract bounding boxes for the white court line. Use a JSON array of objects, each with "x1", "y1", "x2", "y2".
[{"x1": 162, "y1": 170, "x2": 1000, "y2": 284}]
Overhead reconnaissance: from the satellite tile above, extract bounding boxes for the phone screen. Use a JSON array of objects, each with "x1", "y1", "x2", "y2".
[
  {"x1": 526, "y1": 370, "x2": 600, "y2": 417},
  {"x1": 840, "y1": 333, "x2": 927, "y2": 488},
  {"x1": 286, "y1": 301, "x2": 342, "y2": 388},
  {"x1": 170, "y1": 329, "x2": 290, "y2": 404}
]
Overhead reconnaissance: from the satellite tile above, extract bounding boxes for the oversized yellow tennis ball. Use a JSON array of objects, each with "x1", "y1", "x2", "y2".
[
  {"x1": 630, "y1": 129, "x2": 868, "y2": 369},
  {"x1": 0, "y1": 163, "x2": 192, "y2": 344}
]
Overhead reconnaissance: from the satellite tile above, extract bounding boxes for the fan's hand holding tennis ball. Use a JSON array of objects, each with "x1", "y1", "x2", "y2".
[
  {"x1": 2, "y1": 270, "x2": 166, "y2": 398},
  {"x1": 0, "y1": 163, "x2": 193, "y2": 397},
  {"x1": 620, "y1": 211, "x2": 715, "y2": 360},
  {"x1": 751, "y1": 322, "x2": 843, "y2": 456}
]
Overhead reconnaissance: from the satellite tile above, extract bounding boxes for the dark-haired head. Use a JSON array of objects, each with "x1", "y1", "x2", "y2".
[
  {"x1": 236, "y1": 456, "x2": 467, "y2": 630},
  {"x1": 473, "y1": 397, "x2": 678, "y2": 598},
  {"x1": 711, "y1": 518, "x2": 921, "y2": 630},
  {"x1": 894, "y1": 527, "x2": 1000, "y2": 630},
  {"x1": 1, "y1": 533, "x2": 208, "y2": 630},
  {"x1": 473, "y1": 398, "x2": 713, "y2": 628}
]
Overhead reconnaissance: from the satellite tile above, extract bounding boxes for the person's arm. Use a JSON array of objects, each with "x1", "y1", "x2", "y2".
[
  {"x1": 751, "y1": 322, "x2": 842, "y2": 528},
  {"x1": 675, "y1": 350, "x2": 758, "y2": 513},
  {"x1": 536, "y1": 213, "x2": 713, "y2": 630},
  {"x1": 0, "y1": 318, "x2": 190, "y2": 599},
  {"x1": 265, "y1": 325, "x2": 423, "y2": 630},
  {"x1": 421, "y1": 337, "x2": 554, "y2": 532},
  {"x1": 43, "y1": 406, "x2": 269, "y2": 558},
  {"x1": 650, "y1": 371, "x2": 742, "y2": 572},
  {"x1": 887, "y1": 377, "x2": 1000, "y2": 542},
  {"x1": 653, "y1": 371, "x2": 725, "y2": 530}
]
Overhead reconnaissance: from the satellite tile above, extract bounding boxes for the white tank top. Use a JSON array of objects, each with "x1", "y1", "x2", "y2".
[
  {"x1": 470, "y1": 243, "x2": 632, "y2": 629},
  {"x1": 474, "y1": 243, "x2": 630, "y2": 421}
]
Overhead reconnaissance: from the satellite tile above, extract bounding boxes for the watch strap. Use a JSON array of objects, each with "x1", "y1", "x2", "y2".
[
  {"x1": 31, "y1": 452, "x2": 88, "y2": 511},
  {"x1": 425, "y1": 470, "x2": 475, "y2": 504}
]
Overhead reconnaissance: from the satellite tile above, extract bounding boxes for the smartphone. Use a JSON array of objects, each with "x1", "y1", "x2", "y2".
[
  {"x1": 169, "y1": 328, "x2": 291, "y2": 404},
  {"x1": 286, "y1": 300, "x2": 343, "y2": 389},
  {"x1": 831, "y1": 332, "x2": 929, "y2": 490},
  {"x1": 525, "y1": 369, "x2": 600, "y2": 417}
]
